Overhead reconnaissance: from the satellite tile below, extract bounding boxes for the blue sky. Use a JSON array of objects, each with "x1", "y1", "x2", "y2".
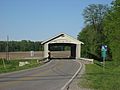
[{"x1": 0, "y1": 0, "x2": 112, "y2": 41}]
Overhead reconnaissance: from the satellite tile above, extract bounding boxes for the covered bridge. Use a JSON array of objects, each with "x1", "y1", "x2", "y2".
[{"x1": 41, "y1": 33, "x2": 84, "y2": 59}]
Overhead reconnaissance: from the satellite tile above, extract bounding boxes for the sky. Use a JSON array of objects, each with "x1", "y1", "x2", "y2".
[{"x1": 0, "y1": 0, "x2": 113, "y2": 41}]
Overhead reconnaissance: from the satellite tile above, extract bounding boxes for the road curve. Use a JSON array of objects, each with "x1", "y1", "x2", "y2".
[{"x1": 0, "y1": 59, "x2": 81, "y2": 90}]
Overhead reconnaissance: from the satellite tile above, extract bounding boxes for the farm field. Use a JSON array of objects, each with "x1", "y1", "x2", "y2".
[{"x1": 0, "y1": 51, "x2": 70, "y2": 60}]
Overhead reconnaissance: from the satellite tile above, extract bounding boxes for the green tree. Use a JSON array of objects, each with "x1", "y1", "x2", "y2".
[
  {"x1": 83, "y1": 4, "x2": 109, "y2": 45},
  {"x1": 78, "y1": 25, "x2": 98, "y2": 58},
  {"x1": 0, "y1": 41, "x2": 6, "y2": 52},
  {"x1": 104, "y1": 0, "x2": 120, "y2": 65},
  {"x1": 78, "y1": 4, "x2": 109, "y2": 58},
  {"x1": 83, "y1": 4, "x2": 109, "y2": 33},
  {"x1": 0, "y1": 40, "x2": 43, "y2": 52}
]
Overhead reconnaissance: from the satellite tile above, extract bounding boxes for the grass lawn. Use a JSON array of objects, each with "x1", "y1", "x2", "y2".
[
  {"x1": 0, "y1": 59, "x2": 43, "y2": 74},
  {"x1": 79, "y1": 60, "x2": 120, "y2": 90}
]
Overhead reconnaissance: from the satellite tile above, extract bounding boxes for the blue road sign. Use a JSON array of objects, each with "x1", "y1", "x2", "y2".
[{"x1": 101, "y1": 45, "x2": 107, "y2": 58}]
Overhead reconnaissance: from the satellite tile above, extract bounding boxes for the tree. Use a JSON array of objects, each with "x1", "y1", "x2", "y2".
[
  {"x1": 78, "y1": 25, "x2": 98, "y2": 58},
  {"x1": 78, "y1": 4, "x2": 109, "y2": 58},
  {"x1": 0, "y1": 40, "x2": 43, "y2": 52},
  {"x1": 83, "y1": 4, "x2": 109, "y2": 47},
  {"x1": 0, "y1": 41, "x2": 6, "y2": 52},
  {"x1": 104, "y1": 0, "x2": 120, "y2": 65},
  {"x1": 83, "y1": 4, "x2": 109, "y2": 32}
]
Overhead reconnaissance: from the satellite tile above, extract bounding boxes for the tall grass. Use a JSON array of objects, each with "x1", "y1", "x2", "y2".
[
  {"x1": 79, "y1": 60, "x2": 120, "y2": 90},
  {"x1": 0, "y1": 59, "x2": 42, "y2": 74}
]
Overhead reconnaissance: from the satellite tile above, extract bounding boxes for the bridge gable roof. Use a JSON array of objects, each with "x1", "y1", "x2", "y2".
[{"x1": 41, "y1": 33, "x2": 84, "y2": 45}]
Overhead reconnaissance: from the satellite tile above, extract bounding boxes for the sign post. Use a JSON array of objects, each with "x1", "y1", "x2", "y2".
[
  {"x1": 101, "y1": 45, "x2": 107, "y2": 71},
  {"x1": 30, "y1": 51, "x2": 34, "y2": 57}
]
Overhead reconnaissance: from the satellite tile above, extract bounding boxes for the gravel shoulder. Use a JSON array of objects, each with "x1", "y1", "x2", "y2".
[{"x1": 69, "y1": 61, "x2": 91, "y2": 90}]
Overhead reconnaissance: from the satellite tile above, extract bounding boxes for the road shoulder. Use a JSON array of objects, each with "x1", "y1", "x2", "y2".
[{"x1": 69, "y1": 60, "x2": 90, "y2": 90}]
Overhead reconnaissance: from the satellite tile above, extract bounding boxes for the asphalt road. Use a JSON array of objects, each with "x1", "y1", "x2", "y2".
[{"x1": 0, "y1": 60, "x2": 80, "y2": 90}]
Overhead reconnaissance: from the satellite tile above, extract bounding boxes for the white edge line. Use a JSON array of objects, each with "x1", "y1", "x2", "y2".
[{"x1": 61, "y1": 60, "x2": 83, "y2": 90}]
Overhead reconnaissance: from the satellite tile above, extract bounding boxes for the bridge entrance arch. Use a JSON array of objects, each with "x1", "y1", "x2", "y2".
[{"x1": 41, "y1": 33, "x2": 84, "y2": 59}]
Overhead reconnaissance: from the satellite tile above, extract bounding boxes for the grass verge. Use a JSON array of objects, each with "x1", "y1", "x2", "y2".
[
  {"x1": 0, "y1": 59, "x2": 43, "y2": 74},
  {"x1": 79, "y1": 60, "x2": 120, "y2": 90}
]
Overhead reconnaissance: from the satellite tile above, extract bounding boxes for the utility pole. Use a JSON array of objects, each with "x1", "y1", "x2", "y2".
[
  {"x1": 2, "y1": 58, "x2": 6, "y2": 70},
  {"x1": 6, "y1": 35, "x2": 9, "y2": 60}
]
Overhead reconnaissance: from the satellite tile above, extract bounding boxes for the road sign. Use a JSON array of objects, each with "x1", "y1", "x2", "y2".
[
  {"x1": 30, "y1": 51, "x2": 34, "y2": 57},
  {"x1": 101, "y1": 45, "x2": 107, "y2": 58},
  {"x1": 101, "y1": 45, "x2": 107, "y2": 71}
]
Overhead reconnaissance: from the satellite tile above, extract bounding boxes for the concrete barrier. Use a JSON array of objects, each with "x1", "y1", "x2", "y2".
[
  {"x1": 80, "y1": 58, "x2": 94, "y2": 64},
  {"x1": 19, "y1": 61, "x2": 30, "y2": 67}
]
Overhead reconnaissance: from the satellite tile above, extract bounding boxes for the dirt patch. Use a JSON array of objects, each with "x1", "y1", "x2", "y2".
[
  {"x1": 0, "y1": 51, "x2": 43, "y2": 59},
  {"x1": 0, "y1": 51, "x2": 70, "y2": 59}
]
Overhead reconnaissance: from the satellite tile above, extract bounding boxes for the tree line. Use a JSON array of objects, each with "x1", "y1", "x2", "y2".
[
  {"x1": 0, "y1": 40, "x2": 71, "y2": 52},
  {"x1": 77, "y1": 0, "x2": 120, "y2": 65},
  {"x1": 0, "y1": 40, "x2": 43, "y2": 52}
]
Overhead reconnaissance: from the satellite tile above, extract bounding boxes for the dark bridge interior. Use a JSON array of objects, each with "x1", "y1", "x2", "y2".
[{"x1": 48, "y1": 43, "x2": 76, "y2": 59}]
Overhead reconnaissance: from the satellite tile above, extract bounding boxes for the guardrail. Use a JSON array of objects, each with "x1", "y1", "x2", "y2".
[{"x1": 80, "y1": 58, "x2": 94, "y2": 64}]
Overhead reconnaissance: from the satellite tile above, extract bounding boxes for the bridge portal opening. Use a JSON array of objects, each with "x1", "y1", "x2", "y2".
[{"x1": 48, "y1": 43, "x2": 76, "y2": 59}]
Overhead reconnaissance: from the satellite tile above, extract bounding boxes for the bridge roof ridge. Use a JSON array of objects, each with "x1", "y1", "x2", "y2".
[{"x1": 41, "y1": 33, "x2": 84, "y2": 44}]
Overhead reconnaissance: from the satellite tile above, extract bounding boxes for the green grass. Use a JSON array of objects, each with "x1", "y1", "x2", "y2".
[
  {"x1": 79, "y1": 60, "x2": 120, "y2": 90},
  {"x1": 0, "y1": 59, "x2": 43, "y2": 74}
]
